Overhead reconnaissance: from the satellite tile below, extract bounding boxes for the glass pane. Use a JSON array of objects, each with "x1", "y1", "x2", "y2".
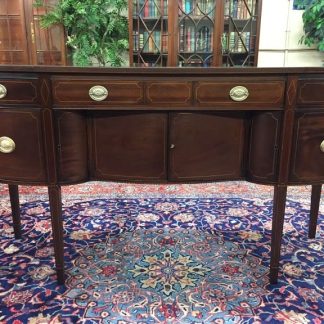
[
  {"x1": 9, "y1": 18, "x2": 25, "y2": 49},
  {"x1": 132, "y1": 0, "x2": 167, "y2": 67},
  {"x1": 0, "y1": 0, "x2": 22, "y2": 15},
  {"x1": 0, "y1": 51, "x2": 12, "y2": 63},
  {"x1": 177, "y1": 0, "x2": 215, "y2": 67},
  {"x1": 36, "y1": 51, "x2": 62, "y2": 65},
  {"x1": 0, "y1": 49, "x2": 29, "y2": 64},
  {"x1": 0, "y1": 19, "x2": 10, "y2": 49},
  {"x1": 222, "y1": 0, "x2": 258, "y2": 66},
  {"x1": 12, "y1": 51, "x2": 28, "y2": 64}
]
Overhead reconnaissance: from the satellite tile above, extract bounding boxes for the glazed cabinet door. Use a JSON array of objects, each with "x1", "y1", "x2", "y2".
[
  {"x1": 168, "y1": 112, "x2": 246, "y2": 181},
  {"x1": 0, "y1": 109, "x2": 46, "y2": 183},
  {"x1": 289, "y1": 112, "x2": 324, "y2": 184},
  {"x1": 0, "y1": 0, "x2": 29, "y2": 64},
  {"x1": 90, "y1": 112, "x2": 168, "y2": 181}
]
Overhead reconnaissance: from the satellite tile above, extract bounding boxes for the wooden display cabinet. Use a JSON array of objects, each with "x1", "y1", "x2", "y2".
[{"x1": 129, "y1": 0, "x2": 261, "y2": 67}]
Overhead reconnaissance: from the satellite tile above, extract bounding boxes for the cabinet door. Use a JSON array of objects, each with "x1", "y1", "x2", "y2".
[
  {"x1": 221, "y1": 0, "x2": 260, "y2": 67},
  {"x1": 0, "y1": 109, "x2": 46, "y2": 183},
  {"x1": 0, "y1": 0, "x2": 30, "y2": 64},
  {"x1": 174, "y1": 0, "x2": 218, "y2": 67},
  {"x1": 91, "y1": 112, "x2": 167, "y2": 181},
  {"x1": 289, "y1": 112, "x2": 324, "y2": 183},
  {"x1": 0, "y1": 0, "x2": 66, "y2": 65},
  {"x1": 26, "y1": 0, "x2": 67, "y2": 65},
  {"x1": 169, "y1": 112, "x2": 246, "y2": 181},
  {"x1": 129, "y1": 0, "x2": 169, "y2": 67}
]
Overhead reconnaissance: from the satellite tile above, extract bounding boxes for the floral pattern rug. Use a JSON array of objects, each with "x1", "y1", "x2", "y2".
[{"x1": 0, "y1": 184, "x2": 323, "y2": 323}]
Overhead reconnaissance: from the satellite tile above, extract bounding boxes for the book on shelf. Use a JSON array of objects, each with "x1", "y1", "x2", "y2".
[
  {"x1": 225, "y1": 31, "x2": 251, "y2": 53},
  {"x1": 162, "y1": 33, "x2": 168, "y2": 52},
  {"x1": 179, "y1": 0, "x2": 214, "y2": 16},
  {"x1": 224, "y1": 0, "x2": 255, "y2": 19},
  {"x1": 179, "y1": 24, "x2": 212, "y2": 53},
  {"x1": 179, "y1": 23, "x2": 185, "y2": 51},
  {"x1": 136, "y1": 0, "x2": 165, "y2": 17},
  {"x1": 187, "y1": 58, "x2": 204, "y2": 66},
  {"x1": 135, "y1": 31, "x2": 163, "y2": 53}
]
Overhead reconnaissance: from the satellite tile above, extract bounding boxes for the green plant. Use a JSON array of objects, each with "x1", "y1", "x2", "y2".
[
  {"x1": 293, "y1": 0, "x2": 313, "y2": 10},
  {"x1": 299, "y1": 0, "x2": 324, "y2": 51},
  {"x1": 34, "y1": 0, "x2": 129, "y2": 66}
]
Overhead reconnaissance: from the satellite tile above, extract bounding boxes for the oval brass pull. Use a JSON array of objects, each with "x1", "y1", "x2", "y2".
[
  {"x1": 0, "y1": 136, "x2": 16, "y2": 153},
  {"x1": 320, "y1": 140, "x2": 324, "y2": 153},
  {"x1": 0, "y1": 84, "x2": 7, "y2": 99},
  {"x1": 89, "y1": 85, "x2": 108, "y2": 101},
  {"x1": 229, "y1": 86, "x2": 249, "y2": 102}
]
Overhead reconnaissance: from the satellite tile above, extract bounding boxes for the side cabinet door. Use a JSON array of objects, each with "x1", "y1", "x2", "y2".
[
  {"x1": 0, "y1": 109, "x2": 46, "y2": 183},
  {"x1": 169, "y1": 112, "x2": 246, "y2": 181},
  {"x1": 247, "y1": 112, "x2": 281, "y2": 184},
  {"x1": 90, "y1": 112, "x2": 168, "y2": 181},
  {"x1": 290, "y1": 112, "x2": 324, "y2": 183}
]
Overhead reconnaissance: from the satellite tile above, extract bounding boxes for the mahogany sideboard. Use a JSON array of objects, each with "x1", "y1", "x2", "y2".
[{"x1": 0, "y1": 66, "x2": 323, "y2": 285}]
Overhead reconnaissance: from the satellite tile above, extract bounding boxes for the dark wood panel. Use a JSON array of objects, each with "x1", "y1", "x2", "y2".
[
  {"x1": 52, "y1": 79, "x2": 144, "y2": 106},
  {"x1": 0, "y1": 109, "x2": 46, "y2": 182},
  {"x1": 91, "y1": 112, "x2": 167, "y2": 181},
  {"x1": 169, "y1": 112, "x2": 245, "y2": 181},
  {"x1": 56, "y1": 111, "x2": 88, "y2": 183},
  {"x1": 196, "y1": 79, "x2": 285, "y2": 108},
  {"x1": 146, "y1": 82, "x2": 192, "y2": 105},
  {"x1": 290, "y1": 112, "x2": 324, "y2": 183},
  {"x1": 297, "y1": 79, "x2": 324, "y2": 107},
  {"x1": 247, "y1": 112, "x2": 281, "y2": 183}
]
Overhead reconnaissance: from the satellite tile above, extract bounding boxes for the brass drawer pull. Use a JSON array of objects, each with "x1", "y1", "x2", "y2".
[
  {"x1": 0, "y1": 136, "x2": 16, "y2": 153},
  {"x1": 89, "y1": 85, "x2": 108, "y2": 101},
  {"x1": 0, "y1": 84, "x2": 7, "y2": 99},
  {"x1": 229, "y1": 86, "x2": 249, "y2": 102},
  {"x1": 320, "y1": 140, "x2": 324, "y2": 153}
]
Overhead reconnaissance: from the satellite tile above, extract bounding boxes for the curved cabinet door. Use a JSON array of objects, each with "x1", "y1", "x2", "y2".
[
  {"x1": 169, "y1": 112, "x2": 246, "y2": 181},
  {"x1": 90, "y1": 112, "x2": 167, "y2": 181},
  {"x1": 247, "y1": 112, "x2": 281, "y2": 184},
  {"x1": 290, "y1": 112, "x2": 324, "y2": 184},
  {"x1": 56, "y1": 111, "x2": 88, "y2": 184},
  {"x1": 0, "y1": 109, "x2": 46, "y2": 183}
]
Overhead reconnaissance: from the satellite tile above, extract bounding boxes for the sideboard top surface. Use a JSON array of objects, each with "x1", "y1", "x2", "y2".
[{"x1": 0, "y1": 66, "x2": 323, "y2": 77}]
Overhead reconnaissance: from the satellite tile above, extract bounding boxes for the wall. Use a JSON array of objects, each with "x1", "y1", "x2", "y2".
[{"x1": 258, "y1": 0, "x2": 324, "y2": 67}]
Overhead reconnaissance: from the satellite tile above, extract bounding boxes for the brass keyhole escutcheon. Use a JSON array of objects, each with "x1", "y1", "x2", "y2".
[
  {"x1": 229, "y1": 86, "x2": 249, "y2": 102},
  {"x1": 89, "y1": 85, "x2": 109, "y2": 101},
  {"x1": 0, "y1": 84, "x2": 7, "y2": 99},
  {"x1": 320, "y1": 140, "x2": 324, "y2": 153},
  {"x1": 0, "y1": 136, "x2": 16, "y2": 153}
]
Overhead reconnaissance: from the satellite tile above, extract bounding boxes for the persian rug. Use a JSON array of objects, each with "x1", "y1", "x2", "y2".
[{"x1": 0, "y1": 183, "x2": 323, "y2": 323}]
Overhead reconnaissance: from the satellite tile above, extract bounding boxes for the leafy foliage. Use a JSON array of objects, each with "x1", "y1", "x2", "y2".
[
  {"x1": 34, "y1": 0, "x2": 129, "y2": 66},
  {"x1": 293, "y1": 0, "x2": 313, "y2": 10},
  {"x1": 299, "y1": 0, "x2": 324, "y2": 51}
]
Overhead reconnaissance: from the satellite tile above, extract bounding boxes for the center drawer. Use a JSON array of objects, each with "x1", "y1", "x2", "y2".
[{"x1": 52, "y1": 77, "x2": 144, "y2": 107}]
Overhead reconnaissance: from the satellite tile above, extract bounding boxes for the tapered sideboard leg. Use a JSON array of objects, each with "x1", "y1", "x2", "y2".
[
  {"x1": 308, "y1": 184, "x2": 322, "y2": 239},
  {"x1": 48, "y1": 185, "x2": 65, "y2": 284},
  {"x1": 269, "y1": 184, "x2": 287, "y2": 284},
  {"x1": 8, "y1": 184, "x2": 21, "y2": 239}
]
